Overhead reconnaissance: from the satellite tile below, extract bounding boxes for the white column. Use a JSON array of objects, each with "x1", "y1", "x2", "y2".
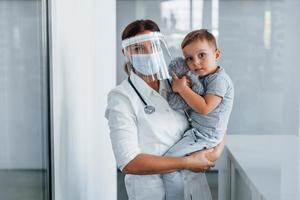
[{"x1": 50, "y1": 0, "x2": 117, "y2": 199}]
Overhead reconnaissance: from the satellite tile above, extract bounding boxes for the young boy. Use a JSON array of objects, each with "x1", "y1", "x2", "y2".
[{"x1": 163, "y1": 29, "x2": 234, "y2": 200}]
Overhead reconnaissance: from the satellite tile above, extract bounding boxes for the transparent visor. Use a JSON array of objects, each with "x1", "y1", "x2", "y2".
[{"x1": 122, "y1": 32, "x2": 172, "y2": 82}]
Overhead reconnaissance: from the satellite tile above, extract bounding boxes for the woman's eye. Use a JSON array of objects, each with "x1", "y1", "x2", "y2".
[{"x1": 134, "y1": 46, "x2": 144, "y2": 52}]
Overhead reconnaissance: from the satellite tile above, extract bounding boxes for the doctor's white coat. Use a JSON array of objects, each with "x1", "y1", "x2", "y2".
[{"x1": 105, "y1": 73, "x2": 211, "y2": 200}]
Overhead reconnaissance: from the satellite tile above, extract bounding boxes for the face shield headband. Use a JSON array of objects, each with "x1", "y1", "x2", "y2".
[{"x1": 122, "y1": 32, "x2": 172, "y2": 81}]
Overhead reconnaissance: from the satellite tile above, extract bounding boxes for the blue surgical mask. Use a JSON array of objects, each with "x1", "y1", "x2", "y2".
[{"x1": 131, "y1": 52, "x2": 162, "y2": 75}]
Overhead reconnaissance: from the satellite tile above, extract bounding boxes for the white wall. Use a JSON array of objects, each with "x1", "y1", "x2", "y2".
[
  {"x1": 50, "y1": 0, "x2": 117, "y2": 199},
  {"x1": 294, "y1": 2, "x2": 300, "y2": 199},
  {"x1": 282, "y1": 1, "x2": 300, "y2": 198}
]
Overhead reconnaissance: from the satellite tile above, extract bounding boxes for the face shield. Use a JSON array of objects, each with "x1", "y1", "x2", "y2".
[{"x1": 122, "y1": 32, "x2": 172, "y2": 82}]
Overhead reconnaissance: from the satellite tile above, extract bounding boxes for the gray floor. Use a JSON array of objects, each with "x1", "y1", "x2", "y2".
[
  {"x1": 0, "y1": 170, "x2": 48, "y2": 200},
  {"x1": 0, "y1": 169, "x2": 217, "y2": 200},
  {"x1": 117, "y1": 170, "x2": 218, "y2": 200}
]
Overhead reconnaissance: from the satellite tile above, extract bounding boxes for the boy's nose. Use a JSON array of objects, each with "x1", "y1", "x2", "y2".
[{"x1": 193, "y1": 57, "x2": 201, "y2": 66}]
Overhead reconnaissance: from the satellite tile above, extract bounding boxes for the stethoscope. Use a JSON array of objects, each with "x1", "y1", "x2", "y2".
[
  {"x1": 128, "y1": 76, "x2": 198, "y2": 132},
  {"x1": 127, "y1": 76, "x2": 195, "y2": 123},
  {"x1": 128, "y1": 76, "x2": 156, "y2": 114}
]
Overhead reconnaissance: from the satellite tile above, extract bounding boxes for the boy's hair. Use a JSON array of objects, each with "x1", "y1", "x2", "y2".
[{"x1": 181, "y1": 29, "x2": 217, "y2": 50}]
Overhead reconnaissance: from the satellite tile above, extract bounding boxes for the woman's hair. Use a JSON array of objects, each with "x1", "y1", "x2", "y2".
[
  {"x1": 181, "y1": 29, "x2": 217, "y2": 50},
  {"x1": 122, "y1": 19, "x2": 160, "y2": 74},
  {"x1": 122, "y1": 19, "x2": 160, "y2": 40}
]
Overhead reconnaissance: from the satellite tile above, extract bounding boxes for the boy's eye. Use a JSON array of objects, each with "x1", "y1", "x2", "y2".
[
  {"x1": 185, "y1": 57, "x2": 192, "y2": 62},
  {"x1": 198, "y1": 53, "x2": 206, "y2": 59}
]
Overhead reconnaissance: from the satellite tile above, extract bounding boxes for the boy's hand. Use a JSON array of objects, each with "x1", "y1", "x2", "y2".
[{"x1": 172, "y1": 72, "x2": 190, "y2": 93}]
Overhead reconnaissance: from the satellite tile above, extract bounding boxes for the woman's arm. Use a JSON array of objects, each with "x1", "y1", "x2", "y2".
[
  {"x1": 107, "y1": 92, "x2": 214, "y2": 175},
  {"x1": 123, "y1": 149, "x2": 215, "y2": 175},
  {"x1": 124, "y1": 135, "x2": 226, "y2": 175}
]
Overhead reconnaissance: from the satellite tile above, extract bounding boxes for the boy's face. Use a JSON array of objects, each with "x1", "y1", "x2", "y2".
[{"x1": 183, "y1": 39, "x2": 220, "y2": 77}]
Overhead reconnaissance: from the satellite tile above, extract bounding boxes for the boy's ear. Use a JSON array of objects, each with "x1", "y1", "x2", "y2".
[
  {"x1": 122, "y1": 48, "x2": 125, "y2": 56},
  {"x1": 215, "y1": 49, "x2": 221, "y2": 61}
]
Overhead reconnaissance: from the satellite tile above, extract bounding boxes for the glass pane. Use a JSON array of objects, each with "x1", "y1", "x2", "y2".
[
  {"x1": 117, "y1": 1, "x2": 299, "y2": 200},
  {"x1": 117, "y1": 0, "x2": 300, "y2": 135},
  {"x1": 0, "y1": 0, "x2": 50, "y2": 200}
]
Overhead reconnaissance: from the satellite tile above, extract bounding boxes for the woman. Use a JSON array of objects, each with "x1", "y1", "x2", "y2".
[{"x1": 105, "y1": 19, "x2": 225, "y2": 200}]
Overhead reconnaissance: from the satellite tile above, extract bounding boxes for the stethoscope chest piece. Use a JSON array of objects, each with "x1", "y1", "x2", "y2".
[
  {"x1": 144, "y1": 105, "x2": 155, "y2": 114},
  {"x1": 128, "y1": 76, "x2": 156, "y2": 115}
]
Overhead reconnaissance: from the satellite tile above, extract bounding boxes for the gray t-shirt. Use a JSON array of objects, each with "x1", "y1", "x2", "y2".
[{"x1": 188, "y1": 67, "x2": 234, "y2": 143}]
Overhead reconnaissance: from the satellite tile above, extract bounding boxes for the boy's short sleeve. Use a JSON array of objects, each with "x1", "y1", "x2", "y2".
[{"x1": 205, "y1": 76, "x2": 229, "y2": 98}]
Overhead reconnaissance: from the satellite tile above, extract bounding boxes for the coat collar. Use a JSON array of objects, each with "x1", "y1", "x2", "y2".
[{"x1": 129, "y1": 73, "x2": 169, "y2": 98}]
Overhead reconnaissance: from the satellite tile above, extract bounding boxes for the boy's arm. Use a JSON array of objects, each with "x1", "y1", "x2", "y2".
[
  {"x1": 179, "y1": 87, "x2": 221, "y2": 115},
  {"x1": 172, "y1": 73, "x2": 222, "y2": 115}
]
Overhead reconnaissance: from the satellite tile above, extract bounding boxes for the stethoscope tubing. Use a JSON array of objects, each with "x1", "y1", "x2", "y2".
[
  {"x1": 128, "y1": 76, "x2": 148, "y2": 106},
  {"x1": 128, "y1": 76, "x2": 155, "y2": 114}
]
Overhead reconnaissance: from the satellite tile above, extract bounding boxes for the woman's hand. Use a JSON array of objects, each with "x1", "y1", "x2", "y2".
[
  {"x1": 184, "y1": 149, "x2": 215, "y2": 172},
  {"x1": 205, "y1": 135, "x2": 226, "y2": 162},
  {"x1": 171, "y1": 72, "x2": 190, "y2": 93}
]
